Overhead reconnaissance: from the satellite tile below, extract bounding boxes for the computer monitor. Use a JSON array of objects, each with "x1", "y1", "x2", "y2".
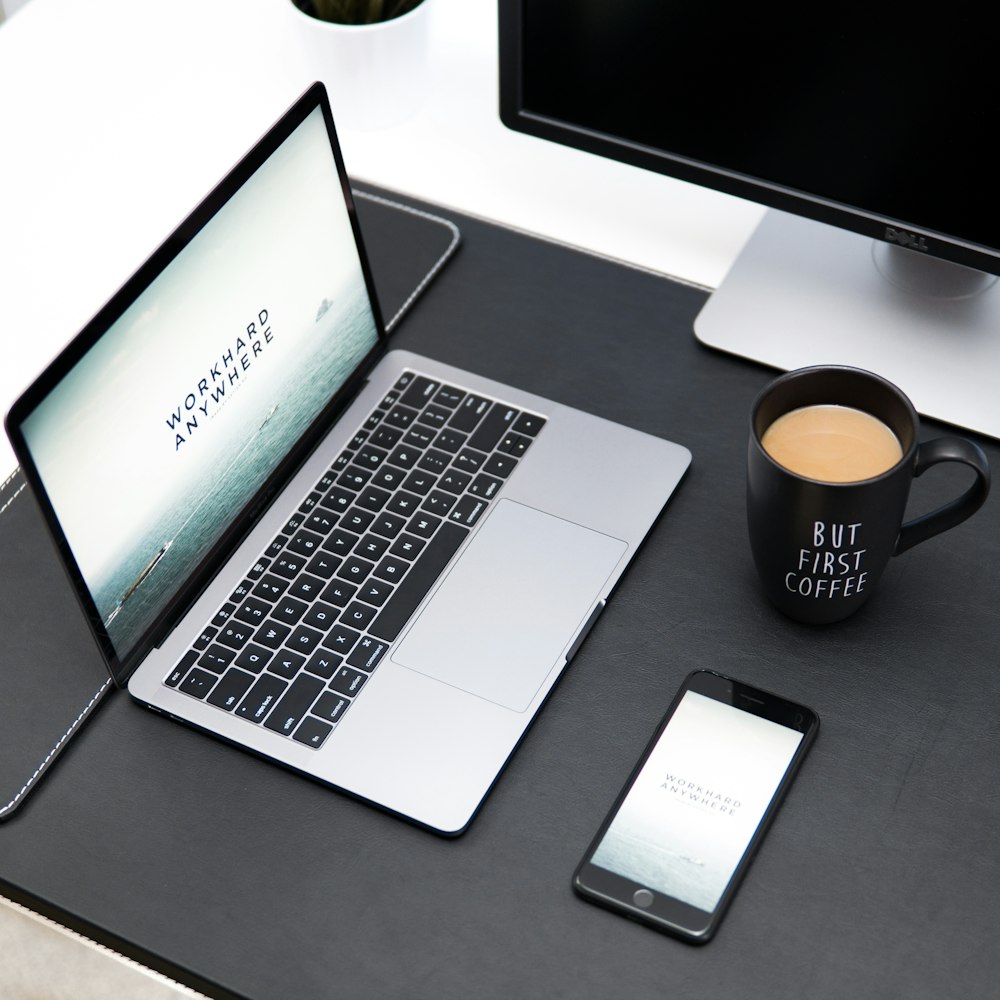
[{"x1": 498, "y1": 2, "x2": 1000, "y2": 438}]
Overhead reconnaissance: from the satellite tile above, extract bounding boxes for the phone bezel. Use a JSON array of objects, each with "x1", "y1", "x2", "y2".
[{"x1": 572, "y1": 668, "x2": 819, "y2": 944}]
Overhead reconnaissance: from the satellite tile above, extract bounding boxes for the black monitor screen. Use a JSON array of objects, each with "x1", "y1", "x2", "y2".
[{"x1": 501, "y1": 3, "x2": 999, "y2": 274}]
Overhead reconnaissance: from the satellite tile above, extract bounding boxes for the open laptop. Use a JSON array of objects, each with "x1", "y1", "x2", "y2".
[{"x1": 5, "y1": 83, "x2": 690, "y2": 835}]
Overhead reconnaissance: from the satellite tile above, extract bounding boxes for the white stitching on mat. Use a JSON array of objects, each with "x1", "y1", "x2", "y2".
[
  {"x1": 0, "y1": 467, "x2": 114, "y2": 818},
  {"x1": 352, "y1": 188, "x2": 462, "y2": 333},
  {"x1": 0, "y1": 676, "x2": 113, "y2": 818}
]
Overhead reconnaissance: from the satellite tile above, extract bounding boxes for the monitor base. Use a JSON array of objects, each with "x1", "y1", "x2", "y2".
[{"x1": 694, "y1": 209, "x2": 1000, "y2": 439}]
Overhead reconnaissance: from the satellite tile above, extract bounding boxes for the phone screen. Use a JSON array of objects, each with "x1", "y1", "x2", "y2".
[{"x1": 574, "y1": 671, "x2": 817, "y2": 942}]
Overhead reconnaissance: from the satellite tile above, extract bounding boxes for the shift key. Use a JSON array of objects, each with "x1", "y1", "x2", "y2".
[{"x1": 263, "y1": 674, "x2": 325, "y2": 736}]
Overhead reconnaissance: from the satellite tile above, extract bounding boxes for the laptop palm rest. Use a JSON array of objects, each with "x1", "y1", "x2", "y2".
[{"x1": 392, "y1": 499, "x2": 627, "y2": 712}]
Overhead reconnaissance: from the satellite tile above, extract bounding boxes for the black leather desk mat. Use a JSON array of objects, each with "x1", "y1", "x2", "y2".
[{"x1": 2, "y1": 184, "x2": 999, "y2": 1000}]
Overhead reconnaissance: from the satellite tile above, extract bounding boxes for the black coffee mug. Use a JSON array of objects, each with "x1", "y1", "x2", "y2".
[{"x1": 747, "y1": 366, "x2": 991, "y2": 624}]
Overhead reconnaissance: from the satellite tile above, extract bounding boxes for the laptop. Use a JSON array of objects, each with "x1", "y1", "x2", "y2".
[{"x1": 5, "y1": 83, "x2": 690, "y2": 835}]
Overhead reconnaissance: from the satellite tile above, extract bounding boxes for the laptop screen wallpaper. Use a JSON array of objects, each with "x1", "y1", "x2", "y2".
[{"x1": 21, "y1": 106, "x2": 379, "y2": 660}]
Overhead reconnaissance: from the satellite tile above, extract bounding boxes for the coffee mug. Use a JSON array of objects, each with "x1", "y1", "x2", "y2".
[{"x1": 747, "y1": 365, "x2": 991, "y2": 624}]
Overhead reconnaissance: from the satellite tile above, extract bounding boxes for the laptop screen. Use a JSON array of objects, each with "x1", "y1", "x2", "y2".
[{"x1": 14, "y1": 97, "x2": 380, "y2": 668}]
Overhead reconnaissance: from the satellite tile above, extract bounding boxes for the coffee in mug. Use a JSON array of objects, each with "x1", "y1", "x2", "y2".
[
  {"x1": 761, "y1": 404, "x2": 903, "y2": 483},
  {"x1": 747, "y1": 366, "x2": 990, "y2": 624}
]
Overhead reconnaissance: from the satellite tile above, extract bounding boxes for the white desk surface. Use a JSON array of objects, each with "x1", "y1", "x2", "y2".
[{"x1": 0, "y1": 0, "x2": 762, "y2": 476}]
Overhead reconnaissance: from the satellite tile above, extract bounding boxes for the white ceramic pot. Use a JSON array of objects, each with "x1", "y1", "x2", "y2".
[{"x1": 288, "y1": 0, "x2": 434, "y2": 132}]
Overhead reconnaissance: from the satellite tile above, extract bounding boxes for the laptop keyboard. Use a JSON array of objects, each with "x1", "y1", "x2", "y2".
[{"x1": 162, "y1": 370, "x2": 547, "y2": 749}]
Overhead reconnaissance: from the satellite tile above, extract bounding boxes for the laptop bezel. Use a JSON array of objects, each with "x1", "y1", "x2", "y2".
[{"x1": 4, "y1": 81, "x2": 390, "y2": 688}]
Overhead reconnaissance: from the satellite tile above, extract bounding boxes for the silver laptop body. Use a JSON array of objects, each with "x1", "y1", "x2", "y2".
[{"x1": 6, "y1": 84, "x2": 690, "y2": 834}]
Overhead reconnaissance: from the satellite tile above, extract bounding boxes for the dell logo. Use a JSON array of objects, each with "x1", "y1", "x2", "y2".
[{"x1": 885, "y1": 226, "x2": 929, "y2": 252}]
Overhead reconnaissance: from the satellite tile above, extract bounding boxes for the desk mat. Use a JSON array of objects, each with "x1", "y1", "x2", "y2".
[{"x1": 0, "y1": 189, "x2": 460, "y2": 820}]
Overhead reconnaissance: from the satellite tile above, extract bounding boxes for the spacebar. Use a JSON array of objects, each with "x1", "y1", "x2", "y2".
[{"x1": 369, "y1": 522, "x2": 469, "y2": 642}]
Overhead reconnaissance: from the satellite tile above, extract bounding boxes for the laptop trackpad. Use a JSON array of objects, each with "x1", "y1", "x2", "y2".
[{"x1": 392, "y1": 500, "x2": 627, "y2": 712}]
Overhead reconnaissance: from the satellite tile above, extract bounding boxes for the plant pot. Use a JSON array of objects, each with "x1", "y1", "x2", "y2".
[{"x1": 288, "y1": 0, "x2": 433, "y2": 132}]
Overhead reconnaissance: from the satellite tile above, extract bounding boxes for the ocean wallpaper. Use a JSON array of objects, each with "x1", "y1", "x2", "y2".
[{"x1": 21, "y1": 106, "x2": 378, "y2": 658}]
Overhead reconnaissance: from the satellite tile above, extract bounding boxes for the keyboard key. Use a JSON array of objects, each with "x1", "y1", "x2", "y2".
[
  {"x1": 356, "y1": 445, "x2": 388, "y2": 470},
  {"x1": 513, "y1": 412, "x2": 546, "y2": 436},
  {"x1": 235, "y1": 644, "x2": 272, "y2": 673},
  {"x1": 438, "y1": 469, "x2": 472, "y2": 494},
  {"x1": 199, "y1": 644, "x2": 235, "y2": 672},
  {"x1": 398, "y1": 374, "x2": 441, "y2": 409},
  {"x1": 304, "y1": 511, "x2": 338, "y2": 535},
  {"x1": 417, "y1": 404, "x2": 451, "y2": 430},
  {"x1": 371, "y1": 465, "x2": 407, "y2": 491},
  {"x1": 303, "y1": 601, "x2": 340, "y2": 631},
  {"x1": 211, "y1": 603, "x2": 236, "y2": 627},
  {"x1": 346, "y1": 636, "x2": 388, "y2": 672},
  {"x1": 207, "y1": 668, "x2": 256, "y2": 711},
  {"x1": 401, "y1": 470, "x2": 436, "y2": 496},
  {"x1": 418, "y1": 449, "x2": 452, "y2": 475},
  {"x1": 287, "y1": 625, "x2": 325, "y2": 655},
  {"x1": 268, "y1": 649, "x2": 306, "y2": 679},
  {"x1": 233, "y1": 596, "x2": 273, "y2": 628},
  {"x1": 421, "y1": 490, "x2": 456, "y2": 517},
  {"x1": 469, "y1": 473, "x2": 503, "y2": 499},
  {"x1": 338, "y1": 555, "x2": 375, "y2": 583},
  {"x1": 320, "y1": 486, "x2": 356, "y2": 514},
  {"x1": 341, "y1": 508, "x2": 375, "y2": 534},
  {"x1": 449, "y1": 393, "x2": 492, "y2": 433},
  {"x1": 453, "y1": 448, "x2": 487, "y2": 474},
  {"x1": 272, "y1": 596, "x2": 308, "y2": 626},
  {"x1": 357, "y1": 577, "x2": 394, "y2": 607},
  {"x1": 322, "y1": 528, "x2": 359, "y2": 558},
  {"x1": 498, "y1": 432, "x2": 531, "y2": 457},
  {"x1": 483, "y1": 453, "x2": 518, "y2": 479},
  {"x1": 356, "y1": 485, "x2": 391, "y2": 512},
  {"x1": 324, "y1": 623, "x2": 361, "y2": 655},
  {"x1": 403, "y1": 425, "x2": 436, "y2": 449},
  {"x1": 236, "y1": 675, "x2": 288, "y2": 723},
  {"x1": 373, "y1": 555, "x2": 409, "y2": 584},
  {"x1": 272, "y1": 553, "x2": 307, "y2": 579},
  {"x1": 165, "y1": 649, "x2": 198, "y2": 687},
  {"x1": 329, "y1": 666, "x2": 368, "y2": 698},
  {"x1": 253, "y1": 574, "x2": 288, "y2": 601},
  {"x1": 287, "y1": 573, "x2": 326, "y2": 603},
  {"x1": 310, "y1": 693, "x2": 351, "y2": 725},
  {"x1": 390, "y1": 534, "x2": 426, "y2": 561},
  {"x1": 370, "y1": 511, "x2": 407, "y2": 539},
  {"x1": 434, "y1": 428, "x2": 468, "y2": 454},
  {"x1": 338, "y1": 466, "x2": 372, "y2": 491},
  {"x1": 386, "y1": 444, "x2": 421, "y2": 470},
  {"x1": 449, "y1": 494, "x2": 489, "y2": 528},
  {"x1": 384, "y1": 404, "x2": 419, "y2": 430},
  {"x1": 216, "y1": 622, "x2": 254, "y2": 651},
  {"x1": 340, "y1": 601, "x2": 377, "y2": 631},
  {"x1": 407, "y1": 512, "x2": 442, "y2": 539},
  {"x1": 263, "y1": 674, "x2": 325, "y2": 736},
  {"x1": 294, "y1": 715, "x2": 334, "y2": 748},
  {"x1": 370, "y1": 522, "x2": 468, "y2": 642},
  {"x1": 179, "y1": 667, "x2": 218, "y2": 699},
  {"x1": 467, "y1": 404, "x2": 519, "y2": 452},
  {"x1": 321, "y1": 579, "x2": 358, "y2": 607},
  {"x1": 286, "y1": 529, "x2": 324, "y2": 558},
  {"x1": 192, "y1": 627, "x2": 217, "y2": 651},
  {"x1": 433, "y1": 384, "x2": 465, "y2": 408},
  {"x1": 305, "y1": 552, "x2": 340, "y2": 579},
  {"x1": 369, "y1": 425, "x2": 402, "y2": 450},
  {"x1": 304, "y1": 649, "x2": 342, "y2": 680},
  {"x1": 254, "y1": 620, "x2": 292, "y2": 649}
]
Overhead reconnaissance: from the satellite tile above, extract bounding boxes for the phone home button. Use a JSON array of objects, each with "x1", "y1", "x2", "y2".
[{"x1": 632, "y1": 889, "x2": 654, "y2": 909}]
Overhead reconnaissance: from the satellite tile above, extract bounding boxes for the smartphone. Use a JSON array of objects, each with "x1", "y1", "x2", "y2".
[{"x1": 572, "y1": 669, "x2": 818, "y2": 943}]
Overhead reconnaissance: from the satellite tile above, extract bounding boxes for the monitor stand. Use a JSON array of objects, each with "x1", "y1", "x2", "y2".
[{"x1": 693, "y1": 208, "x2": 1000, "y2": 439}]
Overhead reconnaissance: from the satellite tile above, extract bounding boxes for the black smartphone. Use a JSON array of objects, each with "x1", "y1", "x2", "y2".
[{"x1": 572, "y1": 669, "x2": 818, "y2": 944}]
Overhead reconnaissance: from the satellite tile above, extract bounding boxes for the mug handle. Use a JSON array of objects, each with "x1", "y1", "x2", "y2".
[{"x1": 894, "y1": 437, "x2": 991, "y2": 554}]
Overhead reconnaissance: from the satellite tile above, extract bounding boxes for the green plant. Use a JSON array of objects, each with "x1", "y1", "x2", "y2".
[{"x1": 292, "y1": 0, "x2": 424, "y2": 24}]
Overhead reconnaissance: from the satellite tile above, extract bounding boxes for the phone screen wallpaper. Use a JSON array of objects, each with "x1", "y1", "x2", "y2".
[
  {"x1": 591, "y1": 690, "x2": 803, "y2": 913},
  {"x1": 21, "y1": 106, "x2": 378, "y2": 660}
]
